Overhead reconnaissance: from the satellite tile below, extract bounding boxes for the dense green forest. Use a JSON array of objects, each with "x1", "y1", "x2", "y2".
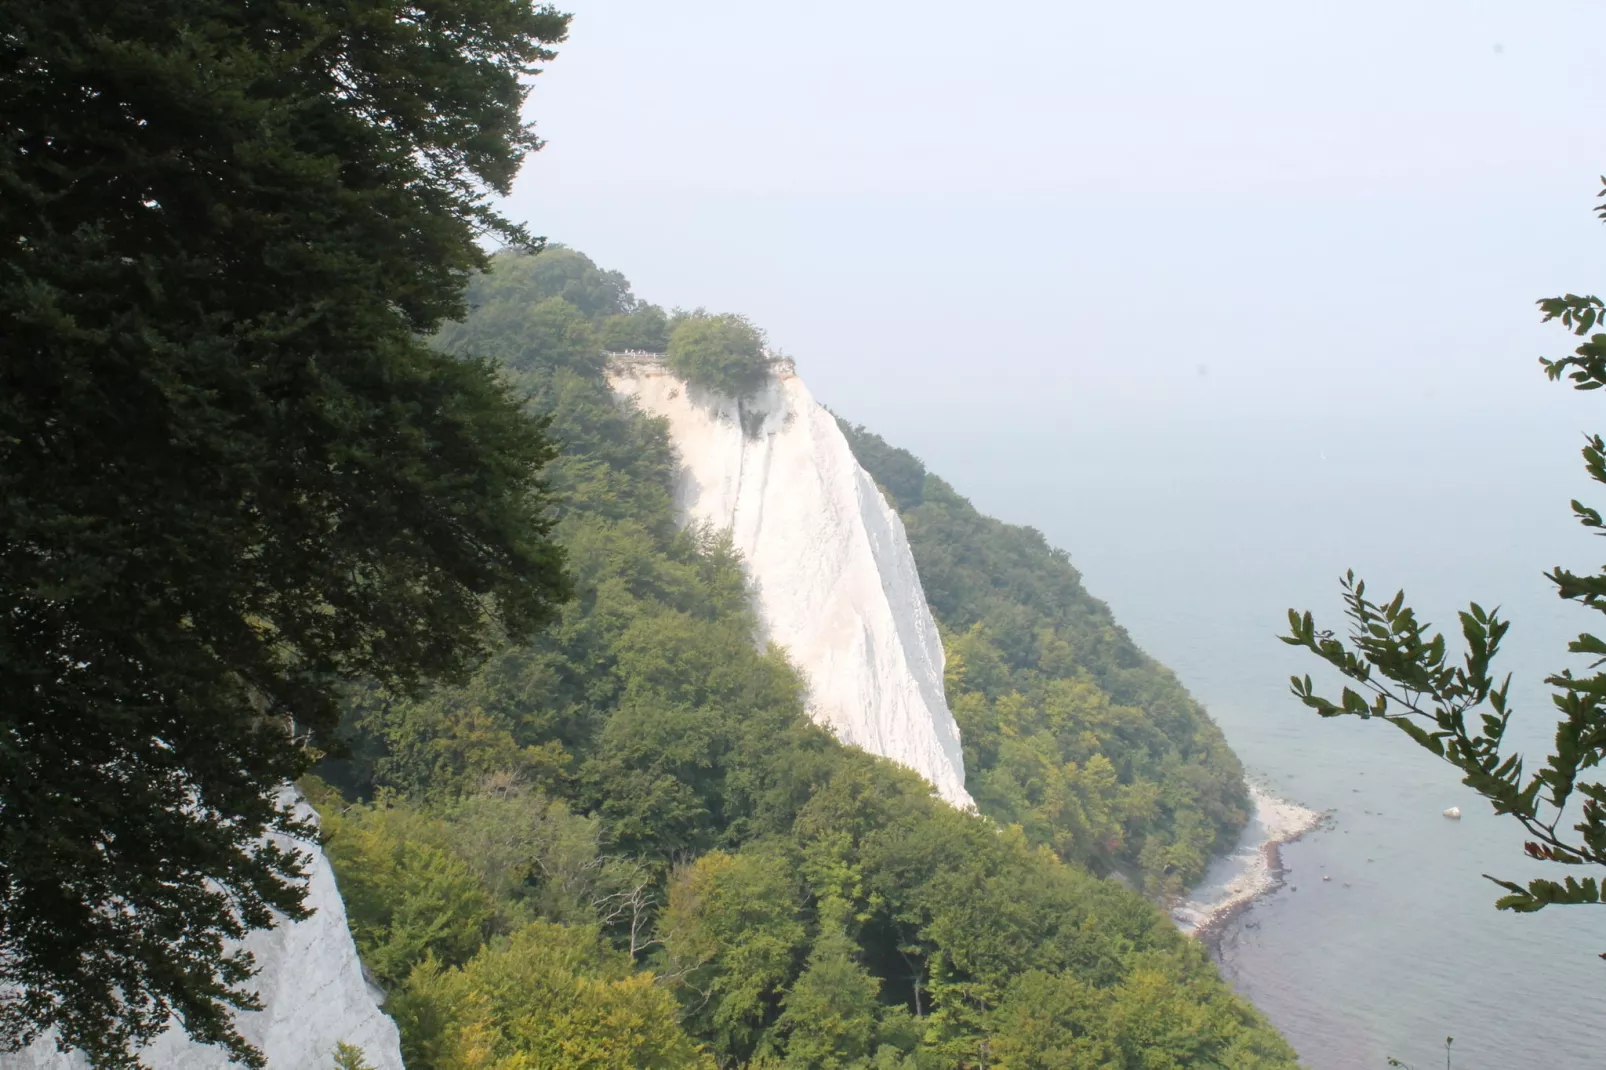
[
  {"x1": 835, "y1": 425, "x2": 1248, "y2": 896},
  {"x1": 314, "y1": 248, "x2": 1293, "y2": 1068}
]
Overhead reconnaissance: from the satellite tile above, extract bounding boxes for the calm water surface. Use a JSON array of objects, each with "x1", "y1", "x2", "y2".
[{"x1": 921, "y1": 400, "x2": 1606, "y2": 1069}]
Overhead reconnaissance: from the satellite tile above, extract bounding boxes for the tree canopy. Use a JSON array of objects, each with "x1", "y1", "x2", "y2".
[
  {"x1": 0, "y1": 2, "x2": 571, "y2": 1064},
  {"x1": 1283, "y1": 179, "x2": 1606, "y2": 932},
  {"x1": 837, "y1": 423, "x2": 1248, "y2": 895},
  {"x1": 312, "y1": 249, "x2": 1296, "y2": 1069},
  {"x1": 666, "y1": 312, "x2": 772, "y2": 399}
]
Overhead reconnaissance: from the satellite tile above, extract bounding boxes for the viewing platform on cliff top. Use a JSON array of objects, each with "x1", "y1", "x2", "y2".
[{"x1": 604, "y1": 350, "x2": 798, "y2": 378}]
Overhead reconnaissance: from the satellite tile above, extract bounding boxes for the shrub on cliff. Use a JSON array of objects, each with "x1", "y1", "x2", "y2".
[
  {"x1": 600, "y1": 305, "x2": 671, "y2": 352},
  {"x1": 667, "y1": 312, "x2": 771, "y2": 398}
]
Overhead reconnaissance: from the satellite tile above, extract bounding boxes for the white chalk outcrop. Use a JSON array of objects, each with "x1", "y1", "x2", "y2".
[
  {"x1": 2, "y1": 793, "x2": 403, "y2": 1070},
  {"x1": 608, "y1": 354, "x2": 973, "y2": 810}
]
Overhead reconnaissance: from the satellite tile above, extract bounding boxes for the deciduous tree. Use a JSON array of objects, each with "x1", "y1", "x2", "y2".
[
  {"x1": 1284, "y1": 179, "x2": 1606, "y2": 932},
  {"x1": 666, "y1": 313, "x2": 771, "y2": 399}
]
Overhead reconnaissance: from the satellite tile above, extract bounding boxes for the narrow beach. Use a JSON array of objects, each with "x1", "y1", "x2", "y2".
[{"x1": 1174, "y1": 784, "x2": 1325, "y2": 951}]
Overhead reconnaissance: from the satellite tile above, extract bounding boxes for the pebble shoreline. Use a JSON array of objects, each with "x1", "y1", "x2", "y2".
[{"x1": 1174, "y1": 785, "x2": 1326, "y2": 953}]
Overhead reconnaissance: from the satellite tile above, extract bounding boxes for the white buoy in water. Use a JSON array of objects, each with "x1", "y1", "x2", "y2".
[{"x1": 1443, "y1": 806, "x2": 1462, "y2": 820}]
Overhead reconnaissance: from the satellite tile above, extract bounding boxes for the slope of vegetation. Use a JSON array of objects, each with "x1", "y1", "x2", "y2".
[
  {"x1": 836, "y1": 423, "x2": 1249, "y2": 896},
  {"x1": 314, "y1": 248, "x2": 1293, "y2": 1068}
]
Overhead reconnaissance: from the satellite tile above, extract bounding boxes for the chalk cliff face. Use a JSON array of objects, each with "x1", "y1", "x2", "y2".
[
  {"x1": 608, "y1": 355, "x2": 973, "y2": 810},
  {"x1": 2, "y1": 795, "x2": 404, "y2": 1070},
  {"x1": 6, "y1": 354, "x2": 972, "y2": 1070}
]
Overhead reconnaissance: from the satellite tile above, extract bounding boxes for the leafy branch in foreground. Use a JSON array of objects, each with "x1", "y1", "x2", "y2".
[
  {"x1": 1283, "y1": 178, "x2": 1606, "y2": 932},
  {"x1": 1280, "y1": 577, "x2": 1606, "y2": 917}
]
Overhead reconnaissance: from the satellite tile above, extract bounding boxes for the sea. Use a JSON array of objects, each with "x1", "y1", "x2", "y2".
[{"x1": 918, "y1": 397, "x2": 1606, "y2": 1070}]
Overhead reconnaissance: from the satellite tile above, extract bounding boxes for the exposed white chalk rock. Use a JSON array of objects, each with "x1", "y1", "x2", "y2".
[
  {"x1": 2, "y1": 792, "x2": 403, "y2": 1070},
  {"x1": 607, "y1": 354, "x2": 974, "y2": 810}
]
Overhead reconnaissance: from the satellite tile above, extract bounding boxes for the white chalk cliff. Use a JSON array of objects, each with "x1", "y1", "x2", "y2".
[
  {"x1": 2, "y1": 794, "x2": 404, "y2": 1070},
  {"x1": 5, "y1": 354, "x2": 971, "y2": 1069},
  {"x1": 608, "y1": 354, "x2": 974, "y2": 810}
]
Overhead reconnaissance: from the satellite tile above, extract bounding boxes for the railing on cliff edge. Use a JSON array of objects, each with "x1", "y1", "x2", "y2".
[{"x1": 603, "y1": 350, "x2": 797, "y2": 377}]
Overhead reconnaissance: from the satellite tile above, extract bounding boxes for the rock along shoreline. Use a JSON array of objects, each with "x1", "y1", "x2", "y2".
[{"x1": 1173, "y1": 784, "x2": 1327, "y2": 955}]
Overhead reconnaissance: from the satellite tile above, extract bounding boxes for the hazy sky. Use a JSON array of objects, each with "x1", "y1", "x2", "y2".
[
  {"x1": 500, "y1": 13, "x2": 1606, "y2": 1058},
  {"x1": 502, "y1": 0, "x2": 1606, "y2": 648},
  {"x1": 507, "y1": 0, "x2": 1602, "y2": 423}
]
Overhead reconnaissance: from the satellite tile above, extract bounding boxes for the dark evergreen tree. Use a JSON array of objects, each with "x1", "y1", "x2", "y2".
[{"x1": 0, "y1": 2, "x2": 571, "y2": 1064}]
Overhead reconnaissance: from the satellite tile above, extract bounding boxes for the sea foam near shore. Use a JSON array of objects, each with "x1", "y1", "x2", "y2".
[{"x1": 1173, "y1": 784, "x2": 1324, "y2": 942}]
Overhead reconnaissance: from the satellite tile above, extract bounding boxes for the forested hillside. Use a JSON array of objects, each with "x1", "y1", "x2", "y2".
[
  {"x1": 313, "y1": 249, "x2": 1293, "y2": 1068},
  {"x1": 836, "y1": 424, "x2": 1248, "y2": 896}
]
